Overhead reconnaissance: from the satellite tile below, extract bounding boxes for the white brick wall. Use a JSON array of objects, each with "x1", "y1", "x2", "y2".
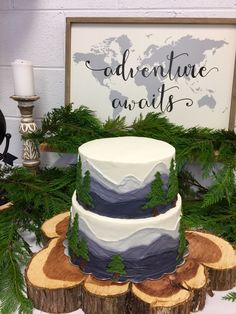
[{"x1": 0, "y1": 0, "x2": 235, "y2": 165}]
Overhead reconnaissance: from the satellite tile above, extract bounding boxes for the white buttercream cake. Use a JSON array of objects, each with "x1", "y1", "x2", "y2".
[{"x1": 69, "y1": 136, "x2": 184, "y2": 282}]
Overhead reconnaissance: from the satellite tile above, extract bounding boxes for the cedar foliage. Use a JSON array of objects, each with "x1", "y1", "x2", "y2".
[
  {"x1": 1, "y1": 105, "x2": 236, "y2": 311},
  {"x1": 223, "y1": 292, "x2": 236, "y2": 302},
  {"x1": 0, "y1": 165, "x2": 76, "y2": 313}
]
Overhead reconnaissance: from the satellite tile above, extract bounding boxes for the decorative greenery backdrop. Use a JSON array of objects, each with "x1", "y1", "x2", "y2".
[{"x1": 0, "y1": 105, "x2": 236, "y2": 313}]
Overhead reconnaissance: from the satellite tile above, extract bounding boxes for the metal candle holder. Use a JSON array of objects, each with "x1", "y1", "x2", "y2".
[{"x1": 10, "y1": 95, "x2": 40, "y2": 171}]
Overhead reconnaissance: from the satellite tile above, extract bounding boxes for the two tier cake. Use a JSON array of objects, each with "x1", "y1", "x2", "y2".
[{"x1": 69, "y1": 136, "x2": 184, "y2": 282}]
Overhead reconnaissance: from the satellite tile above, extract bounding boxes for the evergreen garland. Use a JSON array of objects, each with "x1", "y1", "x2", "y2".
[{"x1": 0, "y1": 165, "x2": 76, "y2": 313}]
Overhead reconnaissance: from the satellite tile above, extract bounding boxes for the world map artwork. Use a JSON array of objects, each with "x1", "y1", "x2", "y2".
[{"x1": 73, "y1": 34, "x2": 227, "y2": 120}]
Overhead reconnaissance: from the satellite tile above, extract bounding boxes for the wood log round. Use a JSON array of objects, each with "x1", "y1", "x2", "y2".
[
  {"x1": 26, "y1": 212, "x2": 86, "y2": 313},
  {"x1": 25, "y1": 212, "x2": 236, "y2": 313},
  {"x1": 41, "y1": 211, "x2": 70, "y2": 244},
  {"x1": 131, "y1": 280, "x2": 192, "y2": 314},
  {"x1": 186, "y1": 231, "x2": 236, "y2": 291},
  {"x1": 173, "y1": 258, "x2": 208, "y2": 312},
  {"x1": 82, "y1": 276, "x2": 130, "y2": 314}
]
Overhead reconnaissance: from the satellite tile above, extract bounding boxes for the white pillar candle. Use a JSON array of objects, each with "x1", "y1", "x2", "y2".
[{"x1": 11, "y1": 59, "x2": 35, "y2": 96}]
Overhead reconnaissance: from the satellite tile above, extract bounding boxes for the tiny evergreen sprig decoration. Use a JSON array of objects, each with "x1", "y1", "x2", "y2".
[{"x1": 222, "y1": 292, "x2": 236, "y2": 302}]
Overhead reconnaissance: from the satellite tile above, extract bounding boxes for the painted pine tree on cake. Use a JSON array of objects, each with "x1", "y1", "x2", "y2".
[
  {"x1": 107, "y1": 255, "x2": 127, "y2": 281},
  {"x1": 80, "y1": 170, "x2": 94, "y2": 208},
  {"x1": 78, "y1": 238, "x2": 90, "y2": 270},
  {"x1": 67, "y1": 213, "x2": 80, "y2": 257},
  {"x1": 76, "y1": 160, "x2": 94, "y2": 209},
  {"x1": 143, "y1": 172, "x2": 166, "y2": 216},
  {"x1": 76, "y1": 160, "x2": 82, "y2": 195},
  {"x1": 167, "y1": 159, "x2": 178, "y2": 204}
]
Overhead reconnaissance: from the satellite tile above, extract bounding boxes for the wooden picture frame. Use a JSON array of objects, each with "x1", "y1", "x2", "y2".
[{"x1": 65, "y1": 17, "x2": 236, "y2": 130}]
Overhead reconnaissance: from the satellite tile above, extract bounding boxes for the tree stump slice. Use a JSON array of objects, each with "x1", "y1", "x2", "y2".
[
  {"x1": 25, "y1": 212, "x2": 236, "y2": 313},
  {"x1": 173, "y1": 258, "x2": 208, "y2": 312},
  {"x1": 26, "y1": 212, "x2": 87, "y2": 313},
  {"x1": 186, "y1": 231, "x2": 236, "y2": 291},
  {"x1": 131, "y1": 278, "x2": 193, "y2": 314},
  {"x1": 41, "y1": 211, "x2": 70, "y2": 244},
  {"x1": 83, "y1": 276, "x2": 130, "y2": 314}
]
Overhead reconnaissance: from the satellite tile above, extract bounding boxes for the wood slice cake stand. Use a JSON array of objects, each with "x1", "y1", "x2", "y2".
[{"x1": 26, "y1": 212, "x2": 236, "y2": 314}]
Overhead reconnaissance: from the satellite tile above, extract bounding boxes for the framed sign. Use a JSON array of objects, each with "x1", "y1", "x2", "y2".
[{"x1": 65, "y1": 18, "x2": 236, "y2": 130}]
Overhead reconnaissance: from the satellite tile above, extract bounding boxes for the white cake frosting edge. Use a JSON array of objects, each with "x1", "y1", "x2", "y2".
[
  {"x1": 79, "y1": 137, "x2": 175, "y2": 184},
  {"x1": 71, "y1": 191, "x2": 182, "y2": 242}
]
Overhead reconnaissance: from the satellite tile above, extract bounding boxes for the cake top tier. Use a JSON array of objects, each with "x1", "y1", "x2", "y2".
[{"x1": 79, "y1": 136, "x2": 175, "y2": 164}]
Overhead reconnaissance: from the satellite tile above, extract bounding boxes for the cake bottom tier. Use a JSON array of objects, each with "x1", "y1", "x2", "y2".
[
  {"x1": 70, "y1": 192, "x2": 184, "y2": 282},
  {"x1": 70, "y1": 236, "x2": 183, "y2": 282}
]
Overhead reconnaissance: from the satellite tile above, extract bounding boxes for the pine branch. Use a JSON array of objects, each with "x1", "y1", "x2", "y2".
[
  {"x1": 222, "y1": 292, "x2": 236, "y2": 302},
  {"x1": 0, "y1": 165, "x2": 77, "y2": 313},
  {"x1": 0, "y1": 208, "x2": 33, "y2": 314},
  {"x1": 202, "y1": 164, "x2": 236, "y2": 207},
  {"x1": 103, "y1": 116, "x2": 129, "y2": 136}
]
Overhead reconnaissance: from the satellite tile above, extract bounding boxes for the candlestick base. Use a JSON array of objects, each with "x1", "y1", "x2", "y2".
[
  {"x1": 10, "y1": 95, "x2": 40, "y2": 171},
  {"x1": 11, "y1": 95, "x2": 40, "y2": 102}
]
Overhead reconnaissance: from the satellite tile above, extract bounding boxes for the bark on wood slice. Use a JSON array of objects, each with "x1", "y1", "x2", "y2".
[
  {"x1": 83, "y1": 276, "x2": 130, "y2": 314},
  {"x1": 25, "y1": 212, "x2": 236, "y2": 313},
  {"x1": 41, "y1": 211, "x2": 69, "y2": 243},
  {"x1": 26, "y1": 212, "x2": 86, "y2": 313},
  {"x1": 131, "y1": 280, "x2": 192, "y2": 314},
  {"x1": 172, "y1": 257, "x2": 208, "y2": 312},
  {"x1": 186, "y1": 231, "x2": 236, "y2": 291}
]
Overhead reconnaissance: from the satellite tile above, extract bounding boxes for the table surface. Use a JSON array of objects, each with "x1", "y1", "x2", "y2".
[{"x1": 22, "y1": 230, "x2": 236, "y2": 314}]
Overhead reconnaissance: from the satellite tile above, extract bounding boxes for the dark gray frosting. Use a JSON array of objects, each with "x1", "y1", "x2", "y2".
[
  {"x1": 70, "y1": 232, "x2": 182, "y2": 282},
  {"x1": 78, "y1": 173, "x2": 173, "y2": 219}
]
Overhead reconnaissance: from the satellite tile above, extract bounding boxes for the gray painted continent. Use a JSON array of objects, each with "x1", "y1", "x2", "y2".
[
  {"x1": 73, "y1": 52, "x2": 110, "y2": 88},
  {"x1": 198, "y1": 95, "x2": 216, "y2": 109},
  {"x1": 135, "y1": 36, "x2": 227, "y2": 104}
]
